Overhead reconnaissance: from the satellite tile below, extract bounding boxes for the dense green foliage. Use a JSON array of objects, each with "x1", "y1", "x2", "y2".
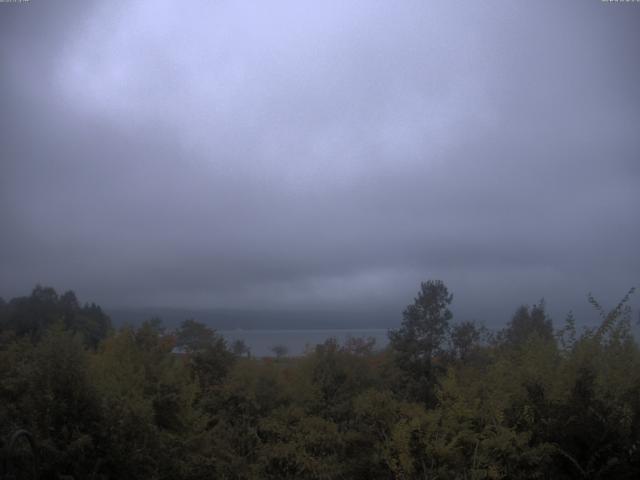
[{"x1": 1, "y1": 282, "x2": 639, "y2": 479}]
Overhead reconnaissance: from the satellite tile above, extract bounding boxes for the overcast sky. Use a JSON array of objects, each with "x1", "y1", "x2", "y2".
[{"x1": 1, "y1": 0, "x2": 639, "y2": 325}]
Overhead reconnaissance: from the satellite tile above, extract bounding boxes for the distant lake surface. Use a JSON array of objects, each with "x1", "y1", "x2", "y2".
[{"x1": 219, "y1": 328, "x2": 389, "y2": 357}]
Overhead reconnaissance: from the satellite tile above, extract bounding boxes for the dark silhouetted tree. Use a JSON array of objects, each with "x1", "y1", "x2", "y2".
[
  {"x1": 450, "y1": 320, "x2": 482, "y2": 362},
  {"x1": 0, "y1": 286, "x2": 110, "y2": 347},
  {"x1": 502, "y1": 301, "x2": 553, "y2": 347},
  {"x1": 388, "y1": 280, "x2": 453, "y2": 404},
  {"x1": 175, "y1": 318, "x2": 216, "y2": 352},
  {"x1": 271, "y1": 344, "x2": 288, "y2": 359},
  {"x1": 175, "y1": 319, "x2": 235, "y2": 389},
  {"x1": 231, "y1": 339, "x2": 251, "y2": 357}
]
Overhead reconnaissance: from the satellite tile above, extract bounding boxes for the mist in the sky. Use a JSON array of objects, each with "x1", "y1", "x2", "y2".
[{"x1": 1, "y1": 0, "x2": 639, "y2": 326}]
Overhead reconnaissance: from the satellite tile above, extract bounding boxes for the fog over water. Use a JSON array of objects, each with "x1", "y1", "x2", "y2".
[
  {"x1": 219, "y1": 329, "x2": 388, "y2": 357},
  {"x1": 1, "y1": 1, "x2": 639, "y2": 328}
]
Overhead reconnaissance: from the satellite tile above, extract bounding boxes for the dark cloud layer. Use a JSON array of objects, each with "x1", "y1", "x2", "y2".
[{"x1": 1, "y1": 1, "x2": 639, "y2": 326}]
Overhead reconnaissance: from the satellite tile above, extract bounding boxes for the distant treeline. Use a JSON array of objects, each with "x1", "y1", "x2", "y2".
[
  {"x1": 0, "y1": 281, "x2": 638, "y2": 479},
  {"x1": 106, "y1": 306, "x2": 398, "y2": 331}
]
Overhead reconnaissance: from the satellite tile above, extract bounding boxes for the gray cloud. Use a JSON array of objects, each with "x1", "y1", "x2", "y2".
[{"x1": 1, "y1": 0, "x2": 639, "y2": 325}]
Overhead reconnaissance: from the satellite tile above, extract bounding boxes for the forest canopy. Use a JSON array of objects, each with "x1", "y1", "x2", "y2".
[{"x1": 0, "y1": 282, "x2": 638, "y2": 479}]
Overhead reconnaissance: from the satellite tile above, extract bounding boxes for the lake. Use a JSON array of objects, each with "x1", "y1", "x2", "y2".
[{"x1": 219, "y1": 328, "x2": 390, "y2": 357}]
